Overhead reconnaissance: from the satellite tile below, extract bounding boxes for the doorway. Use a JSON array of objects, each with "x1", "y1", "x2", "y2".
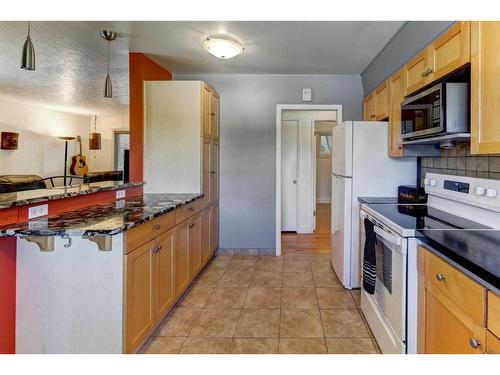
[{"x1": 276, "y1": 104, "x2": 342, "y2": 256}]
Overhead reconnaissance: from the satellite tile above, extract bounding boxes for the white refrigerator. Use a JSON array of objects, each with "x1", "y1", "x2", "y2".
[{"x1": 330, "y1": 121, "x2": 416, "y2": 289}]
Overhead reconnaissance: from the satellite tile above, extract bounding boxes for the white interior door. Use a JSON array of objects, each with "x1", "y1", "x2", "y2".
[{"x1": 281, "y1": 120, "x2": 299, "y2": 231}]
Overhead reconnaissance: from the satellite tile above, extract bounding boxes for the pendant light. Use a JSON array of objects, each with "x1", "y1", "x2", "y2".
[
  {"x1": 89, "y1": 115, "x2": 102, "y2": 150},
  {"x1": 21, "y1": 21, "x2": 35, "y2": 70},
  {"x1": 100, "y1": 30, "x2": 117, "y2": 98}
]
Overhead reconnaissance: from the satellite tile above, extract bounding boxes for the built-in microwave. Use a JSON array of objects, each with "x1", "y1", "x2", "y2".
[{"x1": 401, "y1": 82, "x2": 468, "y2": 140}]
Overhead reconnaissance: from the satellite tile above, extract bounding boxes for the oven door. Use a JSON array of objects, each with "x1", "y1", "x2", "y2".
[
  {"x1": 371, "y1": 226, "x2": 407, "y2": 340},
  {"x1": 401, "y1": 84, "x2": 443, "y2": 139}
]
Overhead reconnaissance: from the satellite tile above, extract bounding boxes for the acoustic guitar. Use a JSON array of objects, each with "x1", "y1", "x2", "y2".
[{"x1": 70, "y1": 136, "x2": 89, "y2": 176}]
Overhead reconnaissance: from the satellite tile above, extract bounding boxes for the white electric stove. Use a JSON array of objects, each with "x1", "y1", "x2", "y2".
[{"x1": 359, "y1": 173, "x2": 500, "y2": 354}]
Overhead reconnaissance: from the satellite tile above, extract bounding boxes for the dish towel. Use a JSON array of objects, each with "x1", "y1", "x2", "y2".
[{"x1": 363, "y1": 218, "x2": 377, "y2": 295}]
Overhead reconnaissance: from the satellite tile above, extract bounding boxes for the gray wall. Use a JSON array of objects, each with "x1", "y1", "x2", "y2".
[
  {"x1": 174, "y1": 74, "x2": 364, "y2": 249},
  {"x1": 361, "y1": 21, "x2": 455, "y2": 94}
]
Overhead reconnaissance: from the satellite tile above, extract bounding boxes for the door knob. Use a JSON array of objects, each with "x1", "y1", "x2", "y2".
[
  {"x1": 293, "y1": 180, "x2": 297, "y2": 184},
  {"x1": 435, "y1": 273, "x2": 445, "y2": 282}
]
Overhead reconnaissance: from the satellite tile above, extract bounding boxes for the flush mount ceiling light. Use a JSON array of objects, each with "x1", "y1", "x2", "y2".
[
  {"x1": 100, "y1": 29, "x2": 117, "y2": 98},
  {"x1": 202, "y1": 36, "x2": 244, "y2": 59},
  {"x1": 21, "y1": 21, "x2": 35, "y2": 71}
]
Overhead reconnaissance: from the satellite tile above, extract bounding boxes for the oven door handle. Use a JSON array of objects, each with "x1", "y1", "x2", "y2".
[{"x1": 373, "y1": 226, "x2": 402, "y2": 246}]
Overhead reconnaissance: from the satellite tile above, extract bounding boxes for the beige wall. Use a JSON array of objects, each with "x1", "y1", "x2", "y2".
[{"x1": 0, "y1": 98, "x2": 128, "y2": 181}]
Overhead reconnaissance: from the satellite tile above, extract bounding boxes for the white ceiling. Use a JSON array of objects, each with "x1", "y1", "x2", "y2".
[{"x1": 0, "y1": 21, "x2": 404, "y2": 116}]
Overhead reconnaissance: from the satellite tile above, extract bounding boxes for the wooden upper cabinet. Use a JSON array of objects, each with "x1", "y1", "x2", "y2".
[
  {"x1": 202, "y1": 85, "x2": 212, "y2": 138},
  {"x1": 471, "y1": 21, "x2": 500, "y2": 155},
  {"x1": 388, "y1": 68, "x2": 404, "y2": 157},
  {"x1": 153, "y1": 229, "x2": 175, "y2": 322},
  {"x1": 404, "y1": 48, "x2": 430, "y2": 95},
  {"x1": 210, "y1": 142, "x2": 219, "y2": 204},
  {"x1": 202, "y1": 138, "x2": 212, "y2": 206},
  {"x1": 428, "y1": 21, "x2": 470, "y2": 82},
  {"x1": 210, "y1": 93, "x2": 220, "y2": 140},
  {"x1": 125, "y1": 240, "x2": 155, "y2": 353},
  {"x1": 374, "y1": 80, "x2": 389, "y2": 120},
  {"x1": 363, "y1": 93, "x2": 375, "y2": 121}
]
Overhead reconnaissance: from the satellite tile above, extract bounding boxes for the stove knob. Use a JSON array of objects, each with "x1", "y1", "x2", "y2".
[
  {"x1": 486, "y1": 188, "x2": 497, "y2": 198},
  {"x1": 475, "y1": 186, "x2": 486, "y2": 196},
  {"x1": 424, "y1": 178, "x2": 430, "y2": 185},
  {"x1": 430, "y1": 179, "x2": 438, "y2": 187}
]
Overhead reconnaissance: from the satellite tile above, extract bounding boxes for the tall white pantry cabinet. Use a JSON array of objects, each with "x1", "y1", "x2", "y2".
[{"x1": 144, "y1": 79, "x2": 220, "y2": 245}]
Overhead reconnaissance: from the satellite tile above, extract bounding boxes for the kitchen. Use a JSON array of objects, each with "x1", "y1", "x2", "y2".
[{"x1": 0, "y1": 3, "x2": 499, "y2": 371}]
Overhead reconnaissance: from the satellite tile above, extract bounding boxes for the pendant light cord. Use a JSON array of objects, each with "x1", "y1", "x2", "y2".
[
  {"x1": 107, "y1": 40, "x2": 110, "y2": 75},
  {"x1": 27, "y1": 21, "x2": 31, "y2": 38}
]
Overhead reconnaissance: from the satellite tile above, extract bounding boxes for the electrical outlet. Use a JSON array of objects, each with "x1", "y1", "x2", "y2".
[
  {"x1": 116, "y1": 190, "x2": 126, "y2": 200},
  {"x1": 28, "y1": 204, "x2": 48, "y2": 219}
]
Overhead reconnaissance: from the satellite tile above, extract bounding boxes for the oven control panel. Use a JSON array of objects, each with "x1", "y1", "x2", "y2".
[{"x1": 424, "y1": 173, "x2": 500, "y2": 213}]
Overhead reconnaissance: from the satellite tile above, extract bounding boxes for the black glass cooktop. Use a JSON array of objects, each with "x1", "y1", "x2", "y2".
[{"x1": 366, "y1": 203, "x2": 491, "y2": 231}]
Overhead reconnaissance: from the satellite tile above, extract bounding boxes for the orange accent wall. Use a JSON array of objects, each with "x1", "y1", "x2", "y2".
[
  {"x1": 129, "y1": 53, "x2": 172, "y2": 182},
  {"x1": 0, "y1": 237, "x2": 16, "y2": 354}
]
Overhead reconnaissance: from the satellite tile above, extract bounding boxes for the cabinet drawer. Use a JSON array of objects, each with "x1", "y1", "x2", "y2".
[
  {"x1": 126, "y1": 211, "x2": 176, "y2": 254},
  {"x1": 175, "y1": 199, "x2": 203, "y2": 225},
  {"x1": 421, "y1": 249, "x2": 486, "y2": 324},
  {"x1": 488, "y1": 291, "x2": 500, "y2": 338},
  {"x1": 486, "y1": 330, "x2": 500, "y2": 354}
]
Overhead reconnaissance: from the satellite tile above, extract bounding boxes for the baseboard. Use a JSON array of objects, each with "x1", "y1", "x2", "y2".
[{"x1": 215, "y1": 248, "x2": 276, "y2": 256}]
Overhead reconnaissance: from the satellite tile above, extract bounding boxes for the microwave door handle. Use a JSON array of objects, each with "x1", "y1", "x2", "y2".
[{"x1": 373, "y1": 226, "x2": 402, "y2": 246}]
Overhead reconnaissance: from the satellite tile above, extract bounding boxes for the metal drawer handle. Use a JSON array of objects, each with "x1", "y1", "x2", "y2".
[
  {"x1": 154, "y1": 224, "x2": 161, "y2": 230},
  {"x1": 156, "y1": 245, "x2": 162, "y2": 252},
  {"x1": 469, "y1": 338, "x2": 480, "y2": 349},
  {"x1": 426, "y1": 68, "x2": 433, "y2": 74},
  {"x1": 422, "y1": 72, "x2": 427, "y2": 78},
  {"x1": 189, "y1": 223, "x2": 196, "y2": 229},
  {"x1": 210, "y1": 171, "x2": 216, "y2": 174},
  {"x1": 188, "y1": 207, "x2": 195, "y2": 211},
  {"x1": 435, "y1": 273, "x2": 445, "y2": 282}
]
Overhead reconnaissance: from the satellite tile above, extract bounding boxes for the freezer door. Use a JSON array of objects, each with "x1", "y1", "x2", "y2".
[
  {"x1": 330, "y1": 173, "x2": 353, "y2": 288},
  {"x1": 331, "y1": 121, "x2": 353, "y2": 177}
]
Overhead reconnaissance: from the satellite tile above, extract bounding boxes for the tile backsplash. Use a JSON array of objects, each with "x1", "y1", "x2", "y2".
[{"x1": 419, "y1": 143, "x2": 500, "y2": 187}]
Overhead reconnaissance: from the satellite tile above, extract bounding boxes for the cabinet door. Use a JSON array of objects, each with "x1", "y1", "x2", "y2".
[
  {"x1": 388, "y1": 69, "x2": 404, "y2": 157},
  {"x1": 211, "y1": 93, "x2": 219, "y2": 140},
  {"x1": 471, "y1": 21, "x2": 500, "y2": 154},
  {"x1": 428, "y1": 21, "x2": 470, "y2": 82},
  {"x1": 153, "y1": 229, "x2": 175, "y2": 323},
  {"x1": 210, "y1": 141, "x2": 219, "y2": 204},
  {"x1": 363, "y1": 93, "x2": 375, "y2": 121},
  {"x1": 210, "y1": 203, "x2": 219, "y2": 253},
  {"x1": 202, "y1": 138, "x2": 212, "y2": 206},
  {"x1": 201, "y1": 207, "x2": 211, "y2": 265},
  {"x1": 404, "y1": 48, "x2": 430, "y2": 95},
  {"x1": 174, "y1": 221, "x2": 190, "y2": 296},
  {"x1": 374, "y1": 80, "x2": 389, "y2": 120},
  {"x1": 125, "y1": 240, "x2": 155, "y2": 353},
  {"x1": 202, "y1": 85, "x2": 212, "y2": 138},
  {"x1": 189, "y1": 213, "x2": 202, "y2": 277}
]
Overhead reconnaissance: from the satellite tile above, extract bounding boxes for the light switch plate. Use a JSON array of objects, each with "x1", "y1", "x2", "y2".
[
  {"x1": 116, "y1": 190, "x2": 126, "y2": 200},
  {"x1": 302, "y1": 88, "x2": 312, "y2": 102},
  {"x1": 28, "y1": 204, "x2": 48, "y2": 219}
]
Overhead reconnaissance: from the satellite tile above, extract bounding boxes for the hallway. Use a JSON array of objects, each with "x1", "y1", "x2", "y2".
[{"x1": 281, "y1": 203, "x2": 331, "y2": 255}]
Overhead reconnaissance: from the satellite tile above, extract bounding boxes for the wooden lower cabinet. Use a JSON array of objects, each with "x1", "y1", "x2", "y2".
[
  {"x1": 188, "y1": 213, "x2": 202, "y2": 276},
  {"x1": 153, "y1": 229, "x2": 175, "y2": 322},
  {"x1": 124, "y1": 240, "x2": 155, "y2": 354},
  {"x1": 124, "y1": 203, "x2": 218, "y2": 353},
  {"x1": 174, "y1": 220, "x2": 190, "y2": 296},
  {"x1": 417, "y1": 246, "x2": 496, "y2": 354}
]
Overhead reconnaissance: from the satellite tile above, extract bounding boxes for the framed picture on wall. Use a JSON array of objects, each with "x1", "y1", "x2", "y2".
[
  {"x1": 1, "y1": 132, "x2": 19, "y2": 150},
  {"x1": 317, "y1": 133, "x2": 332, "y2": 158}
]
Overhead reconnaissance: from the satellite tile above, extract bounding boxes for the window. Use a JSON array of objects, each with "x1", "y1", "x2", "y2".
[{"x1": 317, "y1": 134, "x2": 332, "y2": 157}]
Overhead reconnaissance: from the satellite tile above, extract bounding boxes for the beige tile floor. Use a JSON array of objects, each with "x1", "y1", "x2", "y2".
[{"x1": 141, "y1": 254, "x2": 381, "y2": 354}]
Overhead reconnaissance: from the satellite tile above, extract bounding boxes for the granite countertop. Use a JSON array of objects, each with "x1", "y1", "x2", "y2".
[
  {"x1": 0, "y1": 181, "x2": 145, "y2": 209},
  {"x1": 417, "y1": 229, "x2": 500, "y2": 293},
  {"x1": 0, "y1": 193, "x2": 203, "y2": 237},
  {"x1": 358, "y1": 197, "x2": 399, "y2": 204}
]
